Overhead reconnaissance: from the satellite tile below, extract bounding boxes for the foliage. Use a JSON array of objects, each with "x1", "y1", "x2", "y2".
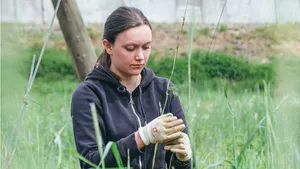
[
  {"x1": 254, "y1": 23, "x2": 299, "y2": 43},
  {"x1": 197, "y1": 26, "x2": 211, "y2": 36},
  {"x1": 218, "y1": 24, "x2": 228, "y2": 32},
  {"x1": 23, "y1": 47, "x2": 274, "y2": 91},
  {"x1": 147, "y1": 51, "x2": 274, "y2": 91},
  {"x1": 22, "y1": 47, "x2": 77, "y2": 81}
]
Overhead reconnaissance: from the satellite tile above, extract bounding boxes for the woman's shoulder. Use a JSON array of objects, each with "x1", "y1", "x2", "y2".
[
  {"x1": 72, "y1": 79, "x2": 104, "y2": 97},
  {"x1": 152, "y1": 75, "x2": 176, "y2": 88},
  {"x1": 150, "y1": 73, "x2": 167, "y2": 83}
]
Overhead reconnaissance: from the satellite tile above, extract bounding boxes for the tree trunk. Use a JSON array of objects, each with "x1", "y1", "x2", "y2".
[{"x1": 51, "y1": 0, "x2": 97, "y2": 81}]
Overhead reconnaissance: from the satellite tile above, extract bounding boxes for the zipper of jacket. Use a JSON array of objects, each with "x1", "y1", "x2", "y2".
[{"x1": 129, "y1": 93, "x2": 143, "y2": 169}]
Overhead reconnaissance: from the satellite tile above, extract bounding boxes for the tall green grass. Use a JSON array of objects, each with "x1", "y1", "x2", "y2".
[
  {"x1": 2, "y1": 55, "x2": 300, "y2": 169},
  {"x1": 1, "y1": 22, "x2": 300, "y2": 169}
]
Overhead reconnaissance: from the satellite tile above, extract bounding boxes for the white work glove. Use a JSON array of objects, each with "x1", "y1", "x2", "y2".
[
  {"x1": 138, "y1": 113, "x2": 185, "y2": 146},
  {"x1": 164, "y1": 132, "x2": 192, "y2": 161}
]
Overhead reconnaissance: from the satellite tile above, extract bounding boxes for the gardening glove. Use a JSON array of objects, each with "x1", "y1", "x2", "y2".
[
  {"x1": 164, "y1": 132, "x2": 192, "y2": 161},
  {"x1": 138, "y1": 113, "x2": 185, "y2": 146}
]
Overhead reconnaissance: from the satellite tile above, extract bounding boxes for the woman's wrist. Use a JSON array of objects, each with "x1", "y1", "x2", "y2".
[{"x1": 135, "y1": 131, "x2": 145, "y2": 150}]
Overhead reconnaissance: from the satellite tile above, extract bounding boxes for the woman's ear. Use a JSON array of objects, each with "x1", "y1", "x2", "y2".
[{"x1": 102, "y1": 39, "x2": 113, "y2": 56}]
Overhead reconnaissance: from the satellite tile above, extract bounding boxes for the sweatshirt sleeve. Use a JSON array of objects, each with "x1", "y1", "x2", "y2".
[
  {"x1": 164, "y1": 83, "x2": 192, "y2": 169},
  {"x1": 71, "y1": 82, "x2": 142, "y2": 168}
]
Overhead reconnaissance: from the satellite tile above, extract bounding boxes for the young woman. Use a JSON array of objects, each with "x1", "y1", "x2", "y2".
[{"x1": 71, "y1": 6, "x2": 192, "y2": 169}]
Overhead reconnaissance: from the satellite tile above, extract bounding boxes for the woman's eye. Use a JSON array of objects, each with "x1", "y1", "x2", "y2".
[
  {"x1": 143, "y1": 46, "x2": 151, "y2": 50},
  {"x1": 125, "y1": 48, "x2": 135, "y2": 51}
]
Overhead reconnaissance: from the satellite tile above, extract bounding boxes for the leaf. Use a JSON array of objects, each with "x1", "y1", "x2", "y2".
[
  {"x1": 152, "y1": 143, "x2": 159, "y2": 169},
  {"x1": 236, "y1": 117, "x2": 266, "y2": 165},
  {"x1": 98, "y1": 141, "x2": 123, "y2": 168},
  {"x1": 69, "y1": 149, "x2": 98, "y2": 168},
  {"x1": 204, "y1": 161, "x2": 223, "y2": 169},
  {"x1": 90, "y1": 103, "x2": 105, "y2": 169}
]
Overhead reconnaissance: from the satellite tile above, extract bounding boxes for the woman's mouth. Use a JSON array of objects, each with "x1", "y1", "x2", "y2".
[{"x1": 131, "y1": 64, "x2": 144, "y2": 68}]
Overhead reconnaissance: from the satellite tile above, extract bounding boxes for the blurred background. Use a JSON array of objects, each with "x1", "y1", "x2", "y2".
[
  {"x1": 1, "y1": 0, "x2": 300, "y2": 169},
  {"x1": 2, "y1": 0, "x2": 300, "y2": 23}
]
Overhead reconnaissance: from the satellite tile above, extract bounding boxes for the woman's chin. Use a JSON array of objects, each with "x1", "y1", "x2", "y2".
[
  {"x1": 132, "y1": 70, "x2": 143, "y2": 76},
  {"x1": 129, "y1": 68, "x2": 143, "y2": 76}
]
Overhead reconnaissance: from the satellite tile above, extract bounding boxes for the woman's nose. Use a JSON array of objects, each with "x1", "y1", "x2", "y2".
[{"x1": 135, "y1": 49, "x2": 144, "y2": 60}]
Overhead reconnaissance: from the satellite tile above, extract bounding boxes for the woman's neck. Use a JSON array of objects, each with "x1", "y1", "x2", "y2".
[
  {"x1": 120, "y1": 74, "x2": 141, "y2": 93},
  {"x1": 109, "y1": 67, "x2": 141, "y2": 93}
]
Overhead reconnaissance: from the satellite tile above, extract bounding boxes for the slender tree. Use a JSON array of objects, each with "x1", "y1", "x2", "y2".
[{"x1": 51, "y1": 0, "x2": 97, "y2": 81}]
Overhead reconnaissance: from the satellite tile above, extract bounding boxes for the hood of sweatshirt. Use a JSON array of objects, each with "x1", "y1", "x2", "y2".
[{"x1": 85, "y1": 65, "x2": 155, "y2": 90}]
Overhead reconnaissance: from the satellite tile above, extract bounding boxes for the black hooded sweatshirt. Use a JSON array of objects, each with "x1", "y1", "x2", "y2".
[{"x1": 71, "y1": 66, "x2": 191, "y2": 169}]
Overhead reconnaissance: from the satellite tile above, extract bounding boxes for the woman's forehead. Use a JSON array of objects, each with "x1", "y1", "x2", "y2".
[{"x1": 116, "y1": 25, "x2": 152, "y2": 45}]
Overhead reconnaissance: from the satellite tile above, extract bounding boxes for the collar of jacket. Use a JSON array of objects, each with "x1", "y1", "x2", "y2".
[{"x1": 85, "y1": 65, "x2": 155, "y2": 94}]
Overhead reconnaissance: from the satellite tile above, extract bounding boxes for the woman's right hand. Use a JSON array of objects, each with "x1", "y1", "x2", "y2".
[{"x1": 138, "y1": 113, "x2": 185, "y2": 145}]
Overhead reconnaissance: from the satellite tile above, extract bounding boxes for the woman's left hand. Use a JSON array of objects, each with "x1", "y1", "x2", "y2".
[{"x1": 164, "y1": 132, "x2": 192, "y2": 161}]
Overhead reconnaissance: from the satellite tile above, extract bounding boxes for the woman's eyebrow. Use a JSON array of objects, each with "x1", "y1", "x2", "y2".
[
  {"x1": 143, "y1": 41, "x2": 152, "y2": 45},
  {"x1": 123, "y1": 41, "x2": 152, "y2": 46}
]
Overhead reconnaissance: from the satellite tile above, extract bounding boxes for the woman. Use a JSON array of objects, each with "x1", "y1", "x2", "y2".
[{"x1": 71, "y1": 6, "x2": 192, "y2": 169}]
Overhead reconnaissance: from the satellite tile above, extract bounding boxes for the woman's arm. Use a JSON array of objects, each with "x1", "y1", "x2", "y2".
[
  {"x1": 164, "y1": 84, "x2": 192, "y2": 169},
  {"x1": 71, "y1": 83, "x2": 143, "y2": 168},
  {"x1": 135, "y1": 132, "x2": 145, "y2": 150}
]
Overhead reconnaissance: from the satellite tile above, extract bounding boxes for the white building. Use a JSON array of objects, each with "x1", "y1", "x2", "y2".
[{"x1": 1, "y1": 0, "x2": 300, "y2": 23}]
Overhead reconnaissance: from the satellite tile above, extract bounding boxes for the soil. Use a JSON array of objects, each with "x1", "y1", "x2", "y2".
[{"x1": 21, "y1": 23, "x2": 300, "y2": 62}]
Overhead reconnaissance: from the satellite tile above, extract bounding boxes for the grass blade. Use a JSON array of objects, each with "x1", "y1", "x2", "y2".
[
  {"x1": 236, "y1": 117, "x2": 266, "y2": 165},
  {"x1": 70, "y1": 149, "x2": 98, "y2": 168},
  {"x1": 263, "y1": 81, "x2": 278, "y2": 169},
  {"x1": 110, "y1": 142, "x2": 124, "y2": 168},
  {"x1": 224, "y1": 86, "x2": 237, "y2": 169},
  {"x1": 90, "y1": 103, "x2": 104, "y2": 169},
  {"x1": 162, "y1": 1, "x2": 188, "y2": 113},
  {"x1": 127, "y1": 149, "x2": 130, "y2": 169},
  {"x1": 54, "y1": 123, "x2": 68, "y2": 169},
  {"x1": 204, "y1": 161, "x2": 223, "y2": 169},
  {"x1": 152, "y1": 143, "x2": 159, "y2": 169},
  {"x1": 6, "y1": 0, "x2": 62, "y2": 167},
  {"x1": 101, "y1": 141, "x2": 123, "y2": 168}
]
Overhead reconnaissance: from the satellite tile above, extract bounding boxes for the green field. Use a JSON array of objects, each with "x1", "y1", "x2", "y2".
[{"x1": 1, "y1": 23, "x2": 300, "y2": 169}]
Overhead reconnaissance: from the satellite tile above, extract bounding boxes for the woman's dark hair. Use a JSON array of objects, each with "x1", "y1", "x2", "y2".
[{"x1": 95, "y1": 6, "x2": 152, "y2": 68}]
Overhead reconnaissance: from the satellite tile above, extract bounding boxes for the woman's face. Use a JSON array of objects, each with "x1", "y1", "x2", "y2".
[{"x1": 103, "y1": 25, "x2": 152, "y2": 78}]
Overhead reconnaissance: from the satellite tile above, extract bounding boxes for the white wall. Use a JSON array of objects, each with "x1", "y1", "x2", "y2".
[{"x1": 1, "y1": 0, "x2": 299, "y2": 24}]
